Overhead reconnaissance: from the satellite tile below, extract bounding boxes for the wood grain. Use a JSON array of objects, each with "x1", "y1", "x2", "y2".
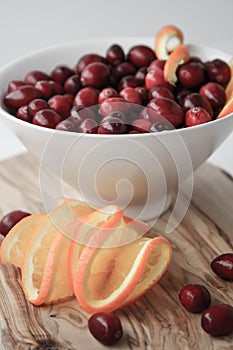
[{"x1": 0, "y1": 154, "x2": 232, "y2": 350}]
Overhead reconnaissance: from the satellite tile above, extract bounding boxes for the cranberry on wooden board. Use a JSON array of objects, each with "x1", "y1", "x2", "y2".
[
  {"x1": 210, "y1": 253, "x2": 233, "y2": 281},
  {"x1": 4, "y1": 85, "x2": 42, "y2": 109},
  {"x1": 179, "y1": 284, "x2": 211, "y2": 313},
  {"x1": 0, "y1": 211, "x2": 31, "y2": 236},
  {"x1": 201, "y1": 304, "x2": 233, "y2": 337}
]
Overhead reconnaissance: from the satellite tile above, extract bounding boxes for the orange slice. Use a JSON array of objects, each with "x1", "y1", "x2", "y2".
[
  {"x1": 217, "y1": 98, "x2": 233, "y2": 119},
  {"x1": 164, "y1": 44, "x2": 190, "y2": 85},
  {"x1": 0, "y1": 214, "x2": 44, "y2": 267},
  {"x1": 155, "y1": 25, "x2": 184, "y2": 59}
]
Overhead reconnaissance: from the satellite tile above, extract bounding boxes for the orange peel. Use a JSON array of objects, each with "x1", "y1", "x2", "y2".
[
  {"x1": 155, "y1": 25, "x2": 184, "y2": 60},
  {"x1": 217, "y1": 98, "x2": 233, "y2": 119},
  {"x1": 164, "y1": 44, "x2": 190, "y2": 85}
]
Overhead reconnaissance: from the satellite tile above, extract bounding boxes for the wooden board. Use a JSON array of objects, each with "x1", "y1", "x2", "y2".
[{"x1": 0, "y1": 153, "x2": 232, "y2": 350}]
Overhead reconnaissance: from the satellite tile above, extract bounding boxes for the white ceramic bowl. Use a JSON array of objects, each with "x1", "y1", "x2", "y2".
[{"x1": 0, "y1": 38, "x2": 232, "y2": 224}]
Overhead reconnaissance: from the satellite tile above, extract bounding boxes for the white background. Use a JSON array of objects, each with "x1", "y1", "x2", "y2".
[{"x1": 0, "y1": 0, "x2": 232, "y2": 173}]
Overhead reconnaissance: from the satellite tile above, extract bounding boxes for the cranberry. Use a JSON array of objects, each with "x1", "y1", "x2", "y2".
[
  {"x1": 185, "y1": 107, "x2": 212, "y2": 127},
  {"x1": 135, "y1": 66, "x2": 147, "y2": 86},
  {"x1": 27, "y1": 99, "x2": 50, "y2": 118},
  {"x1": 98, "y1": 88, "x2": 118, "y2": 104},
  {"x1": 78, "y1": 118, "x2": 98, "y2": 133},
  {"x1": 147, "y1": 59, "x2": 166, "y2": 72},
  {"x1": 88, "y1": 312, "x2": 123, "y2": 346},
  {"x1": 48, "y1": 95, "x2": 71, "y2": 118},
  {"x1": 24, "y1": 70, "x2": 49, "y2": 85},
  {"x1": 139, "y1": 107, "x2": 150, "y2": 120},
  {"x1": 199, "y1": 82, "x2": 226, "y2": 109},
  {"x1": 132, "y1": 119, "x2": 152, "y2": 133},
  {"x1": 69, "y1": 105, "x2": 96, "y2": 127},
  {"x1": 211, "y1": 253, "x2": 233, "y2": 281},
  {"x1": 112, "y1": 62, "x2": 136, "y2": 81},
  {"x1": 147, "y1": 97, "x2": 184, "y2": 126},
  {"x1": 99, "y1": 97, "x2": 128, "y2": 117},
  {"x1": 64, "y1": 74, "x2": 81, "y2": 95},
  {"x1": 4, "y1": 85, "x2": 42, "y2": 109},
  {"x1": 101, "y1": 111, "x2": 127, "y2": 124},
  {"x1": 118, "y1": 75, "x2": 138, "y2": 91},
  {"x1": 145, "y1": 69, "x2": 173, "y2": 90},
  {"x1": 175, "y1": 88, "x2": 192, "y2": 105},
  {"x1": 0, "y1": 210, "x2": 31, "y2": 236},
  {"x1": 73, "y1": 87, "x2": 99, "y2": 107},
  {"x1": 177, "y1": 62, "x2": 206, "y2": 89},
  {"x1": 106, "y1": 44, "x2": 125, "y2": 66},
  {"x1": 119, "y1": 87, "x2": 142, "y2": 105},
  {"x1": 127, "y1": 45, "x2": 155, "y2": 67},
  {"x1": 81, "y1": 62, "x2": 110, "y2": 89},
  {"x1": 63, "y1": 93, "x2": 74, "y2": 106},
  {"x1": 135, "y1": 87, "x2": 148, "y2": 105},
  {"x1": 50, "y1": 65, "x2": 73, "y2": 85},
  {"x1": 179, "y1": 284, "x2": 211, "y2": 313},
  {"x1": 98, "y1": 116, "x2": 127, "y2": 134},
  {"x1": 148, "y1": 86, "x2": 174, "y2": 101},
  {"x1": 34, "y1": 80, "x2": 53, "y2": 99},
  {"x1": 150, "y1": 121, "x2": 174, "y2": 132},
  {"x1": 182, "y1": 93, "x2": 213, "y2": 117},
  {"x1": 55, "y1": 120, "x2": 77, "y2": 132},
  {"x1": 49, "y1": 81, "x2": 65, "y2": 95},
  {"x1": 7, "y1": 80, "x2": 26, "y2": 93},
  {"x1": 74, "y1": 54, "x2": 106, "y2": 73},
  {"x1": 189, "y1": 56, "x2": 203, "y2": 64},
  {"x1": 33, "y1": 109, "x2": 62, "y2": 128},
  {"x1": 205, "y1": 59, "x2": 231, "y2": 86},
  {"x1": 201, "y1": 304, "x2": 233, "y2": 337},
  {"x1": 16, "y1": 105, "x2": 31, "y2": 122}
]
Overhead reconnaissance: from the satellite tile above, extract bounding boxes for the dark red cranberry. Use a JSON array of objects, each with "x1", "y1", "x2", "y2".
[
  {"x1": 78, "y1": 118, "x2": 98, "y2": 133},
  {"x1": 150, "y1": 121, "x2": 174, "y2": 132},
  {"x1": 185, "y1": 107, "x2": 212, "y2": 127},
  {"x1": 49, "y1": 81, "x2": 65, "y2": 95},
  {"x1": 182, "y1": 93, "x2": 213, "y2": 117},
  {"x1": 139, "y1": 107, "x2": 150, "y2": 120},
  {"x1": 145, "y1": 69, "x2": 174, "y2": 90},
  {"x1": 35, "y1": 80, "x2": 54, "y2": 99},
  {"x1": 201, "y1": 304, "x2": 233, "y2": 337},
  {"x1": 55, "y1": 120, "x2": 77, "y2": 132},
  {"x1": 99, "y1": 97, "x2": 128, "y2": 117},
  {"x1": 106, "y1": 44, "x2": 125, "y2": 66},
  {"x1": 69, "y1": 105, "x2": 96, "y2": 127},
  {"x1": 98, "y1": 116, "x2": 127, "y2": 134},
  {"x1": 74, "y1": 54, "x2": 106, "y2": 73},
  {"x1": 98, "y1": 88, "x2": 118, "y2": 104},
  {"x1": 135, "y1": 87, "x2": 148, "y2": 105},
  {"x1": 189, "y1": 56, "x2": 203, "y2": 64},
  {"x1": 205, "y1": 59, "x2": 231, "y2": 86},
  {"x1": 33, "y1": 109, "x2": 62, "y2": 128},
  {"x1": 211, "y1": 253, "x2": 233, "y2": 281},
  {"x1": 132, "y1": 119, "x2": 152, "y2": 133},
  {"x1": 88, "y1": 312, "x2": 123, "y2": 346},
  {"x1": 81, "y1": 62, "x2": 110, "y2": 89},
  {"x1": 127, "y1": 45, "x2": 155, "y2": 67},
  {"x1": 179, "y1": 284, "x2": 211, "y2": 313},
  {"x1": 175, "y1": 88, "x2": 192, "y2": 105},
  {"x1": 64, "y1": 74, "x2": 81, "y2": 95},
  {"x1": 73, "y1": 87, "x2": 99, "y2": 107},
  {"x1": 119, "y1": 87, "x2": 142, "y2": 105},
  {"x1": 148, "y1": 86, "x2": 174, "y2": 101},
  {"x1": 48, "y1": 95, "x2": 71, "y2": 118},
  {"x1": 135, "y1": 66, "x2": 147, "y2": 86},
  {"x1": 24, "y1": 70, "x2": 49, "y2": 85},
  {"x1": 27, "y1": 99, "x2": 50, "y2": 118},
  {"x1": 199, "y1": 82, "x2": 226, "y2": 108},
  {"x1": 118, "y1": 75, "x2": 138, "y2": 91},
  {"x1": 7, "y1": 80, "x2": 26, "y2": 93},
  {"x1": 0, "y1": 210, "x2": 31, "y2": 236},
  {"x1": 147, "y1": 59, "x2": 166, "y2": 72},
  {"x1": 16, "y1": 105, "x2": 31, "y2": 122},
  {"x1": 112, "y1": 62, "x2": 136, "y2": 81},
  {"x1": 177, "y1": 62, "x2": 206, "y2": 89},
  {"x1": 4, "y1": 85, "x2": 42, "y2": 109},
  {"x1": 63, "y1": 93, "x2": 74, "y2": 106},
  {"x1": 101, "y1": 111, "x2": 127, "y2": 124},
  {"x1": 50, "y1": 65, "x2": 73, "y2": 85},
  {"x1": 147, "y1": 97, "x2": 184, "y2": 126}
]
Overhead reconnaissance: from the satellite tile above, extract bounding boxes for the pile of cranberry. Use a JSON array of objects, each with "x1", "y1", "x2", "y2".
[{"x1": 3, "y1": 43, "x2": 231, "y2": 134}]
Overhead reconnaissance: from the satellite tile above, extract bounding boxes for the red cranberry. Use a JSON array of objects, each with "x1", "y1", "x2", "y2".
[
  {"x1": 98, "y1": 116, "x2": 127, "y2": 134},
  {"x1": 63, "y1": 93, "x2": 74, "y2": 106},
  {"x1": 205, "y1": 59, "x2": 231, "y2": 86},
  {"x1": 7, "y1": 80, "x2": 26, "y2": 93},
  {"x1": 132, "y1": 119, "x2": 152, "y2": 133},
  {"x1": 27, "y1": 99, "x2": 50, "y2": 118},
  {"x1": 185, "y1": 107, "x2": 212, "y2": 127},
  {"x1": 177, "y1": 62, "x2": 206, "y2": 89},
  {"x1": 16, "y1": 105, "x2": 31, "y2": 122},
  {"x1": 64, "y1": 74, "x2": 81, "y2": 95},
  {"x1": 112, "y1": 62, "x2": 136, "y2": 81},
  {"x1": 147, "y1": 59, "x2": 166, "y2": 72},
  {"x1": 148, "y1": 86, "x2": 174, "y2": 100},
  {"x1": 55, "y1": 120, "x2": 77, "y2": 132},
  {"x1": 119, "y1": 87, "x2": 142, "y2": 105},
  {"x1": 127, "y1": 45, "x2": 155, "y2": 67},
  {"x1": 118, "y1": 75, "x2": 138, "y2": 91},
  {"x1": 33, "y1": 109, "x2": 62, "y2": 128},
  {"x1": 74, "y1": 54, "x2": 106, "y2": 73},
  {"x1": 147, "y1": 97, "x2": 184, "y2": 126},
  {"x1": 189, "y1": 56, "x2": 203, "y2": 64},
  {"x1": 139, "y1": 107, "x2": 150, "y2": 120},
  {"x1": 48, "y1": 95, "x2": 71, "y2": 118},
  {"x1": 69, "y1": 105, "x2": 96, "y2": 127},
  {"x1": 99, "y1": 97, "x2": 128, "y2": 117},
  {"x1": 88, "y1": 312, "x2": 123, "y2": 346},
  {"x1": 135, "y1": 87, "x2": 148, "y2": 105},
  {"x1": 106, "y1": 44, "x2": 125, "y2": 66},
  {"x1": 182, "y1": 93, "x2": 213, "y2": 117},
  {"x1": 135, "y1": 66, "x2": 147, "y2": 86},
  {"x1": 81, "y1": 62, "x2": 110, "y2": 89},
  {"x1": 73, "y1": 87, "x2": 99, "y2": 107},
  {"x1": 50, "y1": 65, "x2": 73, "y2": 85},
  {"x1": 35, "y1": 80, "x2": 54, "y2": 99},
  {"x1": 150, "y1": 121, "x2": 174, "y2": 132},
  {"x1": 98, "y1": 88, "x2": 118, "y2": 104},
  {"x1": 78, "y1": 118, "x2": 98, "y2": 133},
  {"x1": 175, "y1": 88, "x2": 192, "y2": 105},
  {"x1": 4, "y1": 85, "x2": 42, "y2": 109},
  {"x1": 211, "y1": 253, "x2": 233, "y2": 281},
  {"x1": 199, "y1": 82, "x2": 226, "y2": 108},
  {"x1": 101, "y1": 111, "x2": 127, "y2": 124},
  {"x1": 0, "y1": 210, "x2": 31, "y2": 236},
  {"x1": 201, "y1": 304, "x2": 233, "y2": 337},
  {"x1": 179, "y1": 284, "x2": 211, "y2": 313},
  {"x1": 145, "y1": 69, "x2": 173, "y2": 90},
  {"x1": 24, "y1": 70, "x2": 49, "y2": 85},
  {"x1": 49, "y1": 81, "x2": 65, "y2": 95}
]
